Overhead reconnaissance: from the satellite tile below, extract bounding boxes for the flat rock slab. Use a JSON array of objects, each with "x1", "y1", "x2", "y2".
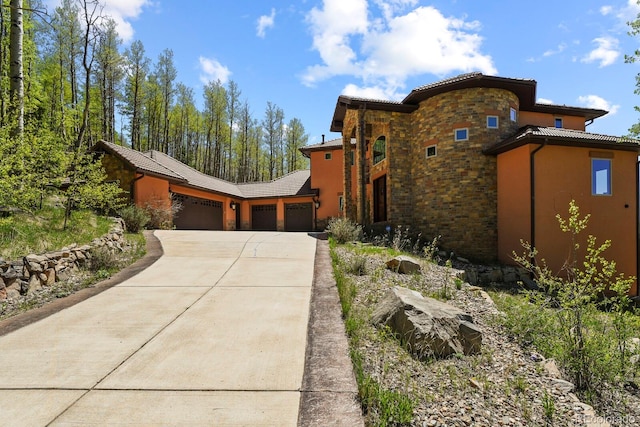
[{"x1": 386, "y1": 255, "x2": 421, "y2": 274}]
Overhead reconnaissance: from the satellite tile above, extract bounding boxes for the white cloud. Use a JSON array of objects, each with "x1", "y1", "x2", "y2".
[
  {"x1": 199, "y1": 57, "x2": 232, "y2": 85},
  {"x1": 600, "y1": 5, "x2": 613, "y2": 16},
  {"x1": 257, "y1": 8, "x2": 276, "y2": 38},
  {"x1": 537, "y1": 98, "x2": 554, "y2": 104},
  {"x1": 577, "y1": 94, "x2": 620, "y2": 115},
  {"x1": 46, "y1": 0, "x2": 151, "y2": 42},
  {"x1": 543, "y1": 43, "x2": 567, "y2": 57},
  {"x1": 303, "y1": 1, "x2": 496, "y2": 95},
  {"x1": 581, "y1": 36, "x2": 620, "y2": 67}
]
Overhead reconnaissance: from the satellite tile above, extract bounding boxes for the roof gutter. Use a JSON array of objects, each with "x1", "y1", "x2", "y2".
[{"x1": 131, "y1": 172, "x2": 145, "y2": 204}]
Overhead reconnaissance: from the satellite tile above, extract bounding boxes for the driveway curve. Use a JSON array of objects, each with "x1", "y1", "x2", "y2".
[{"x1": 0, "y1": 230, "x2": 357, "y2": 426}]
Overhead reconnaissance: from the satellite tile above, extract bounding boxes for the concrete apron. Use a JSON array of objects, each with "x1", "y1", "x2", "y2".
[{"x1": 0, "y1": 230, "x2": 316, "y2": 426}]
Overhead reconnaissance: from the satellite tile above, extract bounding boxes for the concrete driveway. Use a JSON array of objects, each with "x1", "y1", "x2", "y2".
[{"x1": 0, "y1": 230, "x2": 344, "y2": 426}]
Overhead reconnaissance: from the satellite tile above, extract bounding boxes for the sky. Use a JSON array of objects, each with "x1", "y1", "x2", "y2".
[{"x1": 46, "y1": 0, "x2": 640, "y2": 145}]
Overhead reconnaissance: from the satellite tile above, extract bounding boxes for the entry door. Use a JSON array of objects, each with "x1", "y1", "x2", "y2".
[{"x1": 373, "y1": 175, "x2": 387, "y2": 222}]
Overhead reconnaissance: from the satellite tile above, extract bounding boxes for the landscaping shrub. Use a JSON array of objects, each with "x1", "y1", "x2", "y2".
[
  {"x1": 507, "y1": 200, "x2": 638, "y2": 399},
  {"x1": 118, "y1": 204, "x2": 150, "y2": 233},
  {"x1": 326, "y1": 217, "x2": 362, "y2": 244}
]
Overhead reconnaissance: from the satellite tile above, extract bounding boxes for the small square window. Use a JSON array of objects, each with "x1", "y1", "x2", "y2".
[
  {"x1": 324, "y1": 152, "x2": 332, "y2": 160},
  {"x1": 555, "y1": 117, "x2": 563, "y2": 128},
  {"x1": 592, "y1": 159, "x2": 612, "y2": 196},
  {"x1": 487, "y1": 116, "x2": 499, "y2": 129},
  {"x1": 510, "y1": 107, "x2": 517, "y2": 122},
  {"x1": 454, "y1": 128, "x2": 468, "y2": 141},
  {"x1": 426, "y1": 145, "x2": 437, "y2": 158}
]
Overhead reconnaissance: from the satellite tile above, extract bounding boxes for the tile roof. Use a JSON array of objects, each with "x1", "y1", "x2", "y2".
[
  {"x1": 94, "y1": 141, "x2": 313, "y2": 200},
  {"x1": 146, "y1": 150, "x2": 245, "y2": 197},
  {"x1": 299, "y1": 138, "x2": 356, "y2": 156},
  {"x1": 95, "y1": 140, "x2": 186, "y2": 181},
  {"x1": 237, "y1": 170, "x2": 312, "y2": 198},
  {"x1": 484, "y1": 126, "x2": 640, "y2": 155}
]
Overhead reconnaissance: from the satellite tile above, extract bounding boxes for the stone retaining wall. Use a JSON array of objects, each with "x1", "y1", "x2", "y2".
[{"x1": 0, "y1": 218, "x2": 126, "y2": 301}]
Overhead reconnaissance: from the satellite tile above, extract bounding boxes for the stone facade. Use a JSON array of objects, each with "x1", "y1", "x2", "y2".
[
  {"x1": 341, "y1": 87, "x2": 520, "y2": 263},
  {"x1": 101, "y1": 153, "x2": 136, "y2": 197}
]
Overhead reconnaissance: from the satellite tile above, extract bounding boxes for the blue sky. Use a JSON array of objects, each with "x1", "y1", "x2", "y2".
[{"x1": 48, "y1": 0, "x2": 640, "y2": 145}]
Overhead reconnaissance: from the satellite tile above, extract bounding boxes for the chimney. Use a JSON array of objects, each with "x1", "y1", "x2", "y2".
[{"x1": 321, "y1": 134, "x2": 325, "y2": 144}]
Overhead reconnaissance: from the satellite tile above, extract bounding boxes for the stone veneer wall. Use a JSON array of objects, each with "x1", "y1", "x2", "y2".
[
  {"x1": 101, "y1": 153, "x2": 135, "y2": 197},
  {"x1": 0, "y1": 218, "x2": 126, "y2": 301},
  {"x1": 408, "y1": 88, "x2": 520, "y2": 262}
]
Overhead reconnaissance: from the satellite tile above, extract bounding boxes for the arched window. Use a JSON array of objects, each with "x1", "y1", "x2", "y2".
[{"x1": 373, "y1": 136, "x2": 386, "y2": 164}]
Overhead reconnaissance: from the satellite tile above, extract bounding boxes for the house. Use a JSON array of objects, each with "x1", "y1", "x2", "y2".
[
  {"x1": 328, "y1": 72, "x2": 640, "y2": 295},
  {"x1": 93, "y1": 140, "x2": 318, "y2": 232}
]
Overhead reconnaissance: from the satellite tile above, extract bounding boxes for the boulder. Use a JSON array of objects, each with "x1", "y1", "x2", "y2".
[
  {"x1": 386, "y1": 256, "x2": 421, "y2": 274},
  {"x1": 371, "y1": 286, "x2": 482, "y2": 358}
]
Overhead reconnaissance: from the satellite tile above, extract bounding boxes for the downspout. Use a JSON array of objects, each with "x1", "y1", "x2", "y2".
[
  {"x1": 358, "y1": 104, "x2": 367, "y2": 225},
  {"x1": 636, "y1": 158, "x2": 640, "y2": 296},
  {"x1": 130, "y1": 172, "x2": 145, "y2": 205},
  {"x1": 530, "y1": 141, "x2": 546, "y2": 260}
]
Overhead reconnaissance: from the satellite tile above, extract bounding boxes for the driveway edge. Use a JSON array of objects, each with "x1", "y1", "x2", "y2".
[
  {"x1": 0, "y1": 230, "x2": 163, "y2": 337},
  {"x1": 298, "y1": 237, "x2": 364, "y2": 426}
]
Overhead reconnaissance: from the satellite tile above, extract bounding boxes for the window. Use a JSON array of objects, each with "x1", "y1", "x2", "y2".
[
  {"x1": 510, "y1": 107, "x2": 517, "y2": 122},
  {"x1": 454, "y1": 128, "x2": 468, "y2": 141},
  {"x1": 373, "y1": 136, "x2": 386, "y2": 164},
  {"x1": 426, "y1": 145, "x2": 437, "y2": 158},
  {"x1": 349, "y1": 151, "x2": 354, "y2": 165},
  {"x1": 555, "y1": 117, "x2": 563, "y2": 128},
  {"x1": 487, "y1": 116, "x2": 499, "y2": 129},
  {"x1": 592, "y1": 159, "x2": 612, "y2": 195},
  {"x1": 339, "y1": 195, "x2": 344, "y2": 211},
  {"x1": 324, "y1": 152, "x2": 332, "y2": 160}
]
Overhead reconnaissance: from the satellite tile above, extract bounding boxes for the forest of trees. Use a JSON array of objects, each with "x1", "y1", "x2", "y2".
[{"x1": 0, "y1": 0, "x2": 310, "y2": 215}]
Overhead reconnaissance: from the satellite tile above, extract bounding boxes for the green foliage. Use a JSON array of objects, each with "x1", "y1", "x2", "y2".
[
  {"x1": 118, "y1": 204, "x2": 150, "y2": 233},
  {"x1": 0, "y1": 206, "x2": 112, "y2": 259},
  {"x1": 326, "y1": 217, "x2": 363, "y2": 244},
  {"x1": 507, "y1": 200, "x2": 638, "y2": 396},
  {"x1": 88, "y1": 245, "x2": 121, "y2": 272}
]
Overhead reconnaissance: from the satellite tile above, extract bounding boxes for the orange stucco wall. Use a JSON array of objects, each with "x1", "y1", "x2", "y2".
[
  {"x1": 309, "y1": 148, "x2": 356, "y2": 227},
  {"x1": 518, "y1": 111, "x2": 585, "y2": 130},
  {"x1": 497, "y1": 145, "x2": 531, "y2": 265},
  {"x1": 498, "y1": 144, "x2": 638, "y2": 295},
  {"x1": 134, "y1": 175, "x2": 170, "y2": 208}
]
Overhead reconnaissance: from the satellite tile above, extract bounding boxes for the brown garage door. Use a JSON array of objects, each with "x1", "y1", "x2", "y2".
[
  {"x1": 173, "y1": 194, "x2": 223, "y2": 230},
  {"x1": 252, "y1": 204, "x2": 277, "y2": 231},
  {"x1": 285, "y1": 203, "x2": 313, "y2": 232}
]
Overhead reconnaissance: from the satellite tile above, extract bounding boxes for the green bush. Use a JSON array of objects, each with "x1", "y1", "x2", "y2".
[
  {"x1": 508, "y1": 200, "x2": 637, "y2": 397},
  {"x1": 88, "y1": 245, "x2": 121, "y2": 272},
  {"x1": 118, "y1": 204, "x2": 150, "y2": 233},
  {"x1": 326, "y1": 217, "x2": 362, "y2": 244}
]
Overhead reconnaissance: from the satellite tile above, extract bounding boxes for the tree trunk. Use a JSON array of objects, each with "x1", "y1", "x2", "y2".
[{"x1": 9, "y1": 0, "x2": 23, "y2": 136}]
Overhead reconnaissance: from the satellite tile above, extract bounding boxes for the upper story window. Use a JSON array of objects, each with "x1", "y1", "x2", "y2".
[
  {"x1": 592, "y1": 158, "x2": 612, "y2": 196},
  {"x1": 555, "y1": 117, "x2": 563, "y2": 128},
  {"x1": 324, "y1": 152, "x2": 332, "y2": 160},
  {"x1": 487, "y1": 116, "x2": 499, "y2": 129},
  {"x1": 510, "y1": 107, "x2": 517, "y2": 122},
  {"x1": 454, "y1": 128, "x2": 468, "y2": 141},
  {"x1": 426, "y1": 145, "x2": 437, "y2": 158},
  {"x1": 373, "y1": 136, "x2": 386, "y2": 164}
]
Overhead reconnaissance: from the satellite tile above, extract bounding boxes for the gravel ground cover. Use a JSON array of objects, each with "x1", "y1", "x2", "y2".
[{"x1": 333, "y1": 243, "x2": 640, "y2": 426}]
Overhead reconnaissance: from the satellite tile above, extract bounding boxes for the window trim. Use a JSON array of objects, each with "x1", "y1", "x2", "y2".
[
  {"x1": 555, "y1": 117, "x2": 563, "y2": 128},
  {"x1": 324, "y1": 152, "x2": 332, "y2": 160},
  {"x1": 372, "y1": 136, "x2": 386, "y2": 165},
  {"x1": 426, "y1": 144, "x2": 437, "y2": 158},
  {"x1": 510, "y1": 107, "x2": 517, "y2": 122},
  {"x1": 591, "y1": 158, "x2": 612, "y2": 196},
  {"x1": 454, "y1": 128, "x2": 469, "y2": 142},
  {"x1": 487, "y1": 115, "x2": 499, "y2": 129}
]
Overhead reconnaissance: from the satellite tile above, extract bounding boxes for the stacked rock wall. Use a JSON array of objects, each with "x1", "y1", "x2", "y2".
[{"x1": 0, "y1": 218, "x2": 125, "y2": 301}]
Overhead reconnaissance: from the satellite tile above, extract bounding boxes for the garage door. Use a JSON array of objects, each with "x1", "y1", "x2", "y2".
[
  {"x1": 173, "y1": 194, "x2": 223, "y2": 230},
  {"x1": 285, "y1": 203, "x2": 313, "y2": 232},
  {"x1": 252, "y1": 204, "x2": 277, "y2": 231}
]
